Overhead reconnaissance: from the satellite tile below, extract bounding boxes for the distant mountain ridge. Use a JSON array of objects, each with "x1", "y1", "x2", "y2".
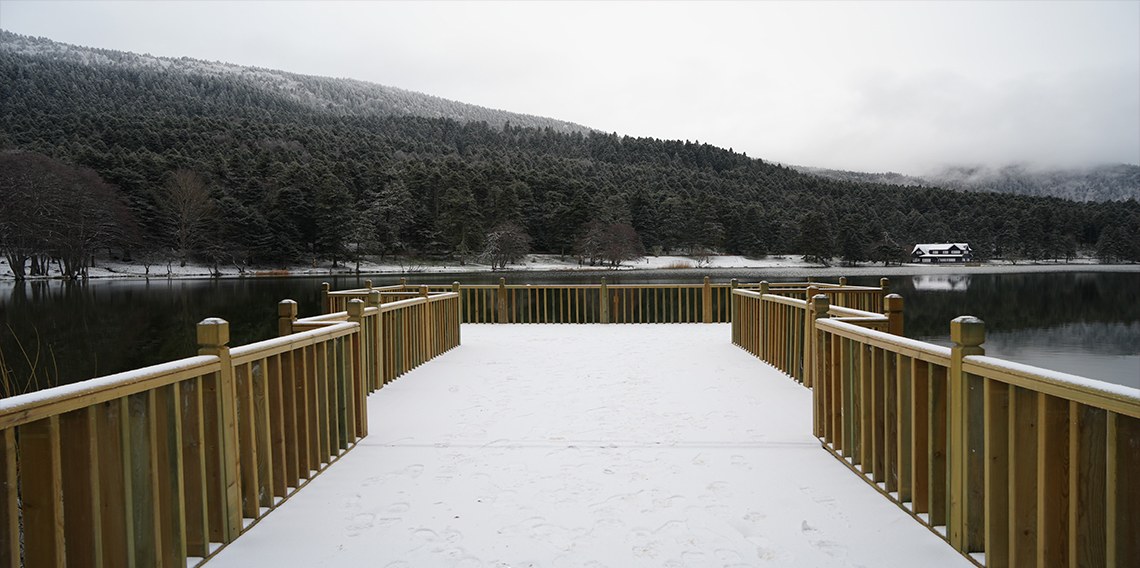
[
  {"x1": 0, "y1": 31, "x2": 596, "y2": 135},
  {"x1": 792, "y1": 163, "x2": 1139, "y2": 203}
]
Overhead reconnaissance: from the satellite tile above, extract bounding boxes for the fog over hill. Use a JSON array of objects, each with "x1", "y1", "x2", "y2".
[
  {"x1": 792, "y1": 163, "x2": 1140, "y2": 203},
  {"x1": 0, "y1": 31, "x2": 595, "y2": 135}
]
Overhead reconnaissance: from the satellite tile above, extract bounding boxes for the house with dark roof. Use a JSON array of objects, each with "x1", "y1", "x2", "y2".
[{"x1": 911, "y1": 243, "x2": 972, "y2": 263}]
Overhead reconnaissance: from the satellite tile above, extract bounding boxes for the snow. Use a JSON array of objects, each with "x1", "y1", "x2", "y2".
[
  {"x1": 205, "y1": 324, "x2": 970, "y2": 568},
  {"x1": 2, "y1": 253, "x2": 1135, "y2": 282}
]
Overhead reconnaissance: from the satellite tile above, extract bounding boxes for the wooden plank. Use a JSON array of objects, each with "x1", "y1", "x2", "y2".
[
  {"x1": 911, "y1": 359, "x2": 930, "y2": 515},
  {"x1": 60, "y1": 406, "x2": 103, "y2": 568},
  {"x1": 886, "y1": 351, "x2": 899, "y2": 494},
  {"x1": 201, "y1": 372, "x2": 224, "y2": 542},
  {"x1": 841, "y1": 337, "x2": 854, "y2": 458},
  {"x1": 267, "y1": 355, "x2": 287, "y2": 499},
  {"x1": 0, "y1": 428, "x2": 18, "y2": 568},
  {"x1": 251, "y1": 359, "x2": 274, "y2": 510},
  {"x1": 235, "y1": 362, "x2": 260, "y2": 519},
  {"x1": 1038, "y1": 394, "x2": 1070, "y2": 568},
  {"x1": 1009, "y1": 386, "x2": 1038, "y2": 568},
  {"x1": 155, "y1": 384, "x2": 186, "y2": 567},
  {"x1": 126, "y1": 391, "x2": 160, "y2": 567},
  {"x1": 95, "y1": 399, "x2": 129, "y2": 565},
  {"x1": 984, "y1": 379, "x2": 1010, "y2": 568},
  {"x1": 966, "y1": 373, "x2": 986, "y2": 552},
  {"x1": 1108, "y1": 413, "x2": 1139, "y2": 568},
  {"x1": 22, "y1": 415, "x2": 65, "y2": 568},
  {"x1": 316, "y1": 341, "x2": 331, "y2": 464},
  {"x1": 897, "y1": 354, "x2": 914, "y2": 505},
  {"x1": 860, "y1": 342, "x2": 873, "y2": 471},
  {"x1": 929, "y1": 364, "x2": 948, "y2": 528},
  {"x1": 281, "y1": 351, "x2": 300, "y2": 489},
  {"x1": 1071, "y1": 403, "x2": 1106, "y2": 568},
  {"x1": 180, "y1": 377, "x2": 210, "y2": 558},
  {"x1": 873, "y1": 346, "x2": 886, "y2": 483},
  {"x1": 295, "y1": 347, "x2": 314, "y2": 479}
]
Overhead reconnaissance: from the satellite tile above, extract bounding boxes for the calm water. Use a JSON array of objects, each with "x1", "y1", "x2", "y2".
[{"x1": 1, "y1": 270, "x2": 1136, "y2": 393}]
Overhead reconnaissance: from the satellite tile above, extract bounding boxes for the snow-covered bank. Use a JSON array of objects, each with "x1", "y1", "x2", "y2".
[
  {"x1": 1, "y1": 253, "x2": 1135, "y2": 282},
  {"x1": 206, "y1": 325, "x2": 971, "y2": 568}
]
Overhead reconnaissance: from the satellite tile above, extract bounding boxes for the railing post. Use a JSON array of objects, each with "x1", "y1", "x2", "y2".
[
  {"x1": 368, "y1": 291, "x2": 384, "y2": 387},
  {"x1": 730, "y1": 279, "x2": 739, "y2": 340},
  {"x1": 885, "y1": 294, "x2": 904, "y2": 336},
  {"x1": 703, "y1": 276, "x2": 712, "y2": 323},
  {"x1": 196, "y1": 318, "x2": 241, "y2": 542},
  {"x1": 810, "y1": 294, "x2": 830, "y2": 434},
  {"x1": 949, "y1": 316, "x2": 985, "y2": 554},
  {"x1": 364, "y1": 280, "x2": 372, "y2": 290},
  {"x1": 400, "y1": 277, "x2": 407, "y2": 287},
  {"x1": 278, "y1": 299, "x2": 297, "y2": 337},
  {"x1": 839, "y1": 276, "x2": 847, "y2": 286},
  {"x1": 452, "y1": 282, "x2": 462, "y2": 343},
  {"x1": 600, "y1": 277, "x2": 609, "y2": 324},
  {"x1": 759, "y1": 281, "x2": 769, "y2": 360},
  {"x1": 880, "y1": 278, "x2": 891, "y2": 312},
  {"x1": 321, "y1": 282, "x2": 331, "y2": 314},
  {"x1": 805, "y1": 285, "x2": 819, "y2": 385},
  {"x1": 346, "y1": 300, "x2": 366, "y2": 439},
  {"x1": 497, "y1": 278, "x2": 508, "y2": 323}
]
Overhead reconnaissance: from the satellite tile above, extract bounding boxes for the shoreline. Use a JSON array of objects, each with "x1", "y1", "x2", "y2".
[{"x1": 1, "y1": 254, "x2": 1136, "y2": 283}]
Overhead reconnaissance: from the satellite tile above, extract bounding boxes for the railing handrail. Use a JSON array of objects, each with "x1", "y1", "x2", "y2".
[
  {"x1": 229, "y1": 321, "x2": 358, "y2": 365},
  {"x1": 963, "y1": 354, "x2": 1140, "y2": 417},
  {"x1": 0, "y1": 355, "x2": 222, "y2": 430}
]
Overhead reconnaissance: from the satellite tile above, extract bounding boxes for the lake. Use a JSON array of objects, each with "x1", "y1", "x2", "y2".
[{"x1": 1, "y1": 269, "x2": 1136, "y2": 393}]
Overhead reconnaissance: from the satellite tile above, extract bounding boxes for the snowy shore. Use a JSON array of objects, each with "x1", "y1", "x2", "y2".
[{"x1": 1, "y1": 253, "x2": 1135, "y2": 282}]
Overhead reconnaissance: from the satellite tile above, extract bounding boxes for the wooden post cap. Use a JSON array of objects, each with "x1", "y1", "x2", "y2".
[
  {"x1": 367, "y1": 290, "x2": 381, "y2": 307},
  {"x1": 839, "y1": 276, "x2": 847, "y2": 286},
  {"x1": 884, "y1": 294, "x2": 904, "y2": 312},
  {"x1": 197, "y1": 318, "x2": 230, "y2": 347},
  {"x1": 400, "y1": 277, "x2": 407, "y2": 286},
  {"x1": 704, "y1": 276, "x2": 710, "y2": 284},
  {"x1": 419, "y1": 285, "x2": 429, "y2": 297},
  {"x1": 880, "y1": 277, "x2": 890, "y2": 290},
  {"x1": 365, "y1": 280, "x2": 372, "y2": 289},
  {"x1": 811, "y1": 293, "x2": 830, "y2": 314},
  {"x1": 730, "y1": 278, "x2": 739, "y2": 288},
  {"x1": 950, "y1": 316, "x2": 985, "y2": 347},
  {"x1": 499, "y1": 277, "x2": 506, "y2": 286},
  {"x1": 600, "y1": 277, "x2": 607, "y2": 286},
  {"x1": 759, "y1": 281, "x2": 769, "y2": 294},
  {"x1": 278, "y1": 299, "x2": 298, "y2": 317},
  {"x1": 452, "y1": 281, "x2": 460, "y2": 292},
  {"x1": 321, "y1": 282, "x2": 330, "y2": 291},
  {"x1": 347, "y1": 298, "x2": 365, "y2": 318}
]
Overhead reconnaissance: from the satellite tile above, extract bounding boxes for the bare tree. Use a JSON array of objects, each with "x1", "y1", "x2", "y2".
[
  {"x1": 0, "y1": 150, "x2": 130, "y2": 279},
  {"x1": 480, "y1": 222, "x2": 532, "y2": 270},
  {"x1": 575, "y1": 222, "x2": 645, "y2": 268},
  {"x1": 161, "y1": 169, "x2": 216, "y2": 267}
]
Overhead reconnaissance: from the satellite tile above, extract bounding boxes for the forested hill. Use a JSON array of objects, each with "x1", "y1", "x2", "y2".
[
  {"x1": 794, "y1": 163, "x2": 1140, "y2": 203},
  {"x1": 2, "y1": 30, "x2": 1138, "y2": 277},
  {"x1": 0, "y1": 31, "x2": 593, "y2": 133}
]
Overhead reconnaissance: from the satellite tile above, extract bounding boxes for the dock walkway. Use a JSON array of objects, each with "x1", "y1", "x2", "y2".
[{"x1": 207, "y1": 324, "x2": 971, "y2": 567}]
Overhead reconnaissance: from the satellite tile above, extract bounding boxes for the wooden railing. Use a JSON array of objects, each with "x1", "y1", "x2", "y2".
[
  {"x1": 733, "y1": 284, "x2": 1140, "y2": 568},
  {"x1": 0, "y1": 289, "x2": 460, "y2": 568},
  {"x1": 327, "y1": 277, "x2": 887, "y2": 325}
]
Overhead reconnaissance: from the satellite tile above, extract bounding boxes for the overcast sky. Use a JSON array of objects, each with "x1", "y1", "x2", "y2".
[{"x1": 2, "y1": 1, "x2": 1137, "y2": 174}]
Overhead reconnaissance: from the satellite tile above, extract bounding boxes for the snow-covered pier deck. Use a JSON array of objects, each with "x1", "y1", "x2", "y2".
[{"x1": 208, "y1": 324, "x2": 970, "y2": 567}]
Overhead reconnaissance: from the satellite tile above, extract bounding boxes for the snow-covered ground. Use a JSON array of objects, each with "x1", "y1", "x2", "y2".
[
  {"x1": 1, "y1": 253, "x2": 1134, "y2": 281},
  {"x1": 206, "y1": 324, "x2": 971, "y2": 568}
]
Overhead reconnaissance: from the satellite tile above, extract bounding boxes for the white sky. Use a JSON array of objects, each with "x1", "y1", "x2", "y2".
[{"x1": 2, "y1": 1, "x2": 1137, "y2": 174}]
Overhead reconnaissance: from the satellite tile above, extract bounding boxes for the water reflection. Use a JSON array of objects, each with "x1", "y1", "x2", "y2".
[
  {"x1": 2, "y1": 271, "x2": 1136, "y2": 392},
  {"x1": 911, "y1": 275, "x2": 971, "y2": 292}
]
